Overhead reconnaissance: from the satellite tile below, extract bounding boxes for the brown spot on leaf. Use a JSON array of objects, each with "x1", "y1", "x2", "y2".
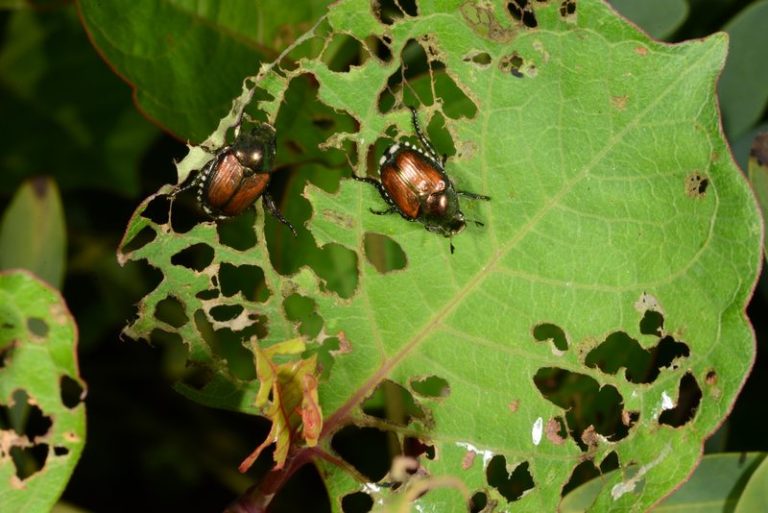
[
  {"x1": 508, "y1": 400, "x2": 520, "y2": 413},
  {"x1": 685, "y1": 171, "x2": 709, "y2": 198},
  {"x1": 635, "y1": 46, "x2": 648, "y2": 56},
  {"x1": 545, "y1": 418, "x2": 565, "y2": 445},
  {"x1": 611, "y1": 95, "x2": 628, "y2": 111},
  {"x1": 462, "y1": 450, "x2": 477, "y2": 470}
]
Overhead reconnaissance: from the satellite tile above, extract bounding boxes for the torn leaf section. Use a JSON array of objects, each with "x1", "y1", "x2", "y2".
[
  {"x1": 0, "y1": 271, "x2": 85, "y2": 510},
  {"x1": 239, "y1": 338, "x2": 321, "y2": 472}
]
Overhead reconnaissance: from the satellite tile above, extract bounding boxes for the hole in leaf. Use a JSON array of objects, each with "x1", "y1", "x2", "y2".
[
  {"x1": 372, "y1": 0, "x2": 417, "y2": 25},
  {"x1": 659, "y1": 373, "x2": 702, "y2": 427},
  {"x1": 410, "y1": 375, "x2": 450, "y2": 398},
  {"x1": 331, "y1": 425, "x2": 397, "y2": 481},
  {"x1": 533, "y1": 323, "x2": 568, "y2": 351},
  {"x1": 342, "y1": 491, "x2": 373, "y2": 513},
  {"x1": 141, "y1": 194, "x2": 171, "y2": 225},
  {"x1": 210, "y1": 304, "x2": 244, "y2": 322},
  {"x1": 60, "y1": 375, "x2": 85, "y2": 409},
  {"x1": 499, "y1": 51, "x2": 525, "y2": 78},
  {"x1": 585, "y1": 331, "x2": 689, "y2": 384},
  {"x1": 377, "y1": 39, "x2": 477, "y2": 119},
  {"x1": 154, "y1": 295, "x2": 188, "y2": 328},
  {"x1": 53, "y1": 446, "x2": 69, "y2": 456},
  {"x1": 120, "y1": 225, "x2": 156, "y2": 253},
  {"x1": 685, "y1": 171, "x2": 709, "y2": 198},
  {"x1": 171, "y1": 243, "x2": 214, "y2": 271},
  {"x1": 0, "y1": 390, "x2": 52, "y2": 439},
  {"x1": 470, "y1": 491, "x2": 488, "y2": 512},
  {"x1": 561, "y1": 460, "x2": 600, "y2": 497},
  {"x1": 10, "y1": 444, "x2": 48, "y2": 480},
  {"x1": 169, "y1": 187, "x2": 203, "y2": 234},
  {"x1": 362, "y1": 380, "x2": 426, "y2": 426},
  {"x1": 507, "y1": 0, "x2": 538, "y2": 27},
  {"x1": 284, "y1": 294, "x2": 324, "y2": 338},
  {"x1": 486, "y1": 456, "x2": 535, "y2": 502},
  {"x1": 639, "y1": 310, "x2": 664, "y2": 335},
  {"x1": 324, "y1": 34, "x2": 367, "y2": 72},
  {"x1": 463, "y1": 51, "x2": 492, "y2": 66},
  {"x1": 217, "y1": 209, "x2": 257, "y2": 250},
  {"x1": 364, "y1": 233, "x2": 407, "y2": 273},
  {"x1": 601, "y1": 451, "x2": 620, "y2": 472},
  {"x1": 27, "y1": 317, "x2": 48, "y2": 338},
  {"x1": 314, "y1": 243, "x2": 359, "y2": 299},
  {"x1": 403, "y1": 436, "x2": 435, "y2": 460},
  {"x1": 207, "y1": 327, "x2": 256, "y2": 380},
  {"x1": 533, "y1": 368, "x2": 629, "y2": 449},
  {"x1": 365, "y1": 35, "x2": 393, "y2": 63},
  {"x1": 365, "y1": 136, "x2": 397, "y2": 178},
  {"x1": 219, "y1": 263, "x2": 269, "y2": 302},
  {"x1": 705, "y1": 369, "x2": 717, "y2": 386},
  {"x1": 196, "y1": 288, "x2": 220, "y2": 300},
  {"x1": 560, "y1": 0, "x2": 577, "y2": 17}
]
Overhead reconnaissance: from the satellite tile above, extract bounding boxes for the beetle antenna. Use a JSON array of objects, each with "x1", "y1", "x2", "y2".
[
  {"x1": 457, "y1": 190, "x2": 491, "y2": 201},
  {"x1": 466, "y1": 219, "x2": 485, "y2": 227}
]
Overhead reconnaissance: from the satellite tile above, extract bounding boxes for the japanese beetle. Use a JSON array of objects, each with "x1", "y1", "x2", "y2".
[
  {"x1": 174, "y1": 122, "x2": 296, "y2": 234},
  {"x1": 355, "y1": 107, "x2": 490, "y2": 252}
]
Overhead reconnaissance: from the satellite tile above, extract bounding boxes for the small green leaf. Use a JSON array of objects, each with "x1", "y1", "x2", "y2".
[
  {"x1": 0, "y1": 270, "x2": 86, "y2": 512},
  {"x1": 608, "y1": 0, "x2": 688, "y2": 39},
  {"x1": 0, "y1": 178, "x2": 66, "y2": 288},
  {"x1": 719, "y1": 0, "x2": 768, "y2": 138}
]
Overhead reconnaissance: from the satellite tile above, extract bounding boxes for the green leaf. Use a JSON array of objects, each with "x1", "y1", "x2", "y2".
[
  {"x1": 608, "y1": 0, "x2": 688, "y2": 39},
  {"x1": 0, "y1": 178, "x2": 66, "y2": 289},
  {"x1": 118, "y1": 1, "x2": 762, "y2": 511},
  {"x1": 0, "y1": 270, "x2": 86, "y2": 512},
  {"x1": 77, "y1": 0, "x2": 333, "y2": 142},
  {"x1": 748, "y1": 133, "x2": 768, "y2": 257},
  {"x1": 0, "y1": 5, "x2": 158, "y2": 197},
  {"x1": 718, "y1": 0, "x2": 768, "y2": 138},
  {"x1": 561, "y1": 453, "x2": 766, "y2": 512},
  {"x1": 299, "y1": 1, "x2": 761, "y2": 511},
  {"x1": 734, "y1": 454, "x2": 768, "y2": 513}
]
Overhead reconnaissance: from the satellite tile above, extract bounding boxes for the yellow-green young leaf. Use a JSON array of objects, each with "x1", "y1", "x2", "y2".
[
  {"x1": 561, "y1": 453, "x2": 766, "y2": 513},
  {"x1": 0, "y1": 178, "x2": 66, "y2": 288},
  {"x1": 0, "y1": 270, "x2": 86, "y2": 512},
  {"x1": 748, "y1": 133, "x2": 768, "y2": 257}
]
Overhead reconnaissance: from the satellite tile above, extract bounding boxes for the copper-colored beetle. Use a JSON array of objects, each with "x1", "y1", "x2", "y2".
[
  {"x1": 176, "y1": 122, "x2": 295, "y2": 234},
  {"x1": 356, "y1": 107, "x2": 490, "y2": 252}
]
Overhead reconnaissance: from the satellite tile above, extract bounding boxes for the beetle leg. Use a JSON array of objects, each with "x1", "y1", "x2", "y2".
[
  {"x1": 369, "y1": 206, "x2": 398, "y2": 216},
  {"x1": 465, "y1": 218, "x2": 485, "y2": 227},
  {"x1": 457, "y1": 190, "x2": 491, "y2": 201},
  {"x1": 352, "y1": 175, "x2": 394, "y2": 204},
  {"x1": 262, "y1": 191, "x2": 298, "y2": 236},
  {"x1": 449, "y1": 239, "x2": 456, "y2": 254}
]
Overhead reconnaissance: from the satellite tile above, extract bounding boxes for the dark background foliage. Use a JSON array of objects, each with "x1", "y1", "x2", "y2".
[{"x1": 0, "y1": 1, "x2": 765, "y2": 511}]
